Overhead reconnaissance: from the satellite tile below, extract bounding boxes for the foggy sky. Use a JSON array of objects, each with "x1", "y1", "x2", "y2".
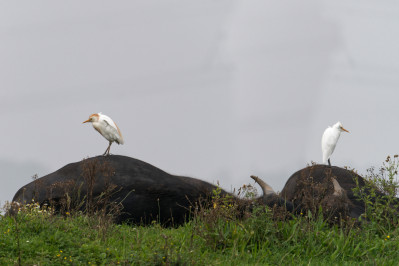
[{"x1": 1, "y1": 1, "x2": 399, "y2": 206}]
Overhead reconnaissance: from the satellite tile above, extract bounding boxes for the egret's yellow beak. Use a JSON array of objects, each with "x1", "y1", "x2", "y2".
[
  {"x1": 82, "y1": 119, "x2": 91, "y2": 124},
  {"x1": 341, "y1": 127, "x2": 349, "y2": 133}
]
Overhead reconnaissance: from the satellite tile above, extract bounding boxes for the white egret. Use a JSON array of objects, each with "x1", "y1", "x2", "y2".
[
  {"x1": 83, "y1": 113, "x2": 124, "y2": 155},
  {"x1": 321, "y1": 121, "x2": 349, "y2": 166}
]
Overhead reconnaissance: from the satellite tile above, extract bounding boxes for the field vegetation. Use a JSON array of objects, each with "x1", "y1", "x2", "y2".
[{"x1": 1, "y1": 157, "x2": 399, "y2": 265}]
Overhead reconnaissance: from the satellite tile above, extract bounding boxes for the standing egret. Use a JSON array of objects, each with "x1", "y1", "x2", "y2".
[
  {"x1": 321, "y1": 121, "x2": 349, "y2": 166},
  {"x1": 83, "y1": 113, "x2": 124, "y2": 155}
]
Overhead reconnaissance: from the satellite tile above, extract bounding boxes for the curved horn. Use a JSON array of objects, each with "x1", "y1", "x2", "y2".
[
  {"x1": 331, "y1": 177, "x2": 344, "y2": 196},
  {"x1": 250, "y1": 175, "x2": 276, "y2": 196}
]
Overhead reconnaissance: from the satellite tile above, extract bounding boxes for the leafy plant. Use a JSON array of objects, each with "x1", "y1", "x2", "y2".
[{"x1": 353, "y1": 155, "x2": 399, "y2": 231}]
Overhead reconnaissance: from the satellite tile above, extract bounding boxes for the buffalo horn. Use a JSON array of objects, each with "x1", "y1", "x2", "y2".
[
  {"x1": 331, "y1": 177, "x2": 344, "y2": 196},
  {"x1": 250, "y1": 175, "x2": 276, "y2": 196}
]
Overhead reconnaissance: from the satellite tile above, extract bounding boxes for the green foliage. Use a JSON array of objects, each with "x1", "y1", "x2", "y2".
[
  {"x1": 2, "y1": 196, "x2": 399, "y2": 265},
  {"x1": 353, "y1": 155, "x2": 399, "y2": 232},
  {"x1": 0, "y1": 203, "x2": 199, "y2": 265},
  {"x1": 3, "y1": 158, "x2": 399, "y2": 264}
]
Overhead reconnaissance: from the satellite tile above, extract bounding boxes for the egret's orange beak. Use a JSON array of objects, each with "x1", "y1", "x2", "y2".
[
  {"x1": 82, "y1": 119, "x2": 91, "y2": 124},
  {"x1": 341, "y1": 127, "x2": 349, "y2": 133}
]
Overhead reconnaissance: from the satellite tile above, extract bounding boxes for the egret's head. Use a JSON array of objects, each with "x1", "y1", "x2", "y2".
[
  {"x1": 334, "y1": 121, "x2": 349, "y2": 133},
  {"x1": 82, "y1": 113, "x2": 100, "y2": 124}
]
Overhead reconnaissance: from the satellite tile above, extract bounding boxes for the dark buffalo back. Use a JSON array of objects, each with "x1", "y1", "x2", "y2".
[
  {"x1": 12, "y1": 155, "x2": 223, "y2": 226},
  {"x1": 280, "y1": 165, "x2": 368, "y2": 218}
]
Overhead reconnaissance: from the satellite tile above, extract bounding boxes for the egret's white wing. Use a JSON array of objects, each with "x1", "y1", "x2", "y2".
[
  {"x1": 321, "y1": 127, "x2": 340, "y2": 163},
  {"x1": 99, "y1": 114, "x2": 124, "y2": 144},
  {"x1": 100, "y1": 114, "x2": 118, "y2": 131}
]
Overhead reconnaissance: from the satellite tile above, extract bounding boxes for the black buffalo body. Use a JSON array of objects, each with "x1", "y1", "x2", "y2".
[
  {"x1": 12, "y1": 155, "x2": 229, "y2": 226},
  {"x1": 266, "y1": 164, "x2": 390, "y2": 219},
  {"x1": 11, "y1": 156, "x2": 383, "y2": 225}
]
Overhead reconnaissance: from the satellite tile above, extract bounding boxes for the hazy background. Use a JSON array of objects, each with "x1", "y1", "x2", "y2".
[{"x1": 1, "y1": 1, "x2": 399, "y2": 206}]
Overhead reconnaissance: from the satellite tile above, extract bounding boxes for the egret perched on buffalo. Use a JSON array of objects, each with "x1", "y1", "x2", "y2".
[
  {"x1": 321, "y1": 121, "x2": 349, "y2": 166},
  {"x1": 83, "y1": 113, "x2": 124, "y2": 156}
]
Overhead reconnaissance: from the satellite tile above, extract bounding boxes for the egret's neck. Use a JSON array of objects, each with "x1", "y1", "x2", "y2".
[{"x1": 92, "y1": 122, "x2": 101, "y2": 132}]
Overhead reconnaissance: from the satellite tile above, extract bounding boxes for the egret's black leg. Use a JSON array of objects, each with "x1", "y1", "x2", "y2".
[
  {"x1": 108, "y1": 142, "x2": 113, "y2": 155},
  {"x1": 107, "y1": 142, "x2": 112, "y2": 155},
  {"x1": 103, "y1": 142, "x2": 112, "y2": 156},
  {"x1": 328, "y1": 158, "x2": 331, "y2": 167}
]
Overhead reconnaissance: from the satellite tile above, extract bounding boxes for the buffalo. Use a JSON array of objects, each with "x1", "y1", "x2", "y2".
[
  {"x1": 10, "y1": 155, "x2": 381, "y2": 226},
  {"x1": 261, "y1": 164, "x2": 390, "y2": 220},
  {"x1": 11, "y1": 155, "x2": 234, "y2": 226}
]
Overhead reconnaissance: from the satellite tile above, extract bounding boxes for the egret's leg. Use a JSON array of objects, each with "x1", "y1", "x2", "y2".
[
  {"x1": 107, "y1": 142, "x2": 112, "y2": 155},
  {"x1": 103, "y1": 142, "x2": 112, "y2": 156},
  {"x1": 328, "y1": 158, "x2": 331, "y2": 167},
  {"x1": 106, "y1": 142, "x2": 112, "y2": 155},
  {"x1": 102, "y1": 147, "x2": 108, "y2": 156}
]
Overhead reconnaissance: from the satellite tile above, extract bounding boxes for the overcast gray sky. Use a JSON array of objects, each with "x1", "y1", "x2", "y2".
[{"x1": 1, "y1": 1, "x2": 399, "y2": 206}]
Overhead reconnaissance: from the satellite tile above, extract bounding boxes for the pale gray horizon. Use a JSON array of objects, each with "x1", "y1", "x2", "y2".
[{"x1": 1, "y1": 1, "x2": 399, "y2": 206}]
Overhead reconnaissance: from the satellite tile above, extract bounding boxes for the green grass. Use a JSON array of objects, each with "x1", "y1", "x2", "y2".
[
  {"x1": 3, "y1": 156, "x2": 399, "y2": 265},
  {"x1": 1, "y1": 203, "x2": 399, "y2": 265}
]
